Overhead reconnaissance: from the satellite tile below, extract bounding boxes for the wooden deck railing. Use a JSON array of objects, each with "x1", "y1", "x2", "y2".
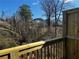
[{"x1": 0, "y1": 37, "x2": 64, "y2": 59}]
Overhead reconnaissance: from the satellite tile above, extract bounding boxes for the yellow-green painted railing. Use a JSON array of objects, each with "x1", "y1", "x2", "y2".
[{"x1": 0, "y1": 37, "x2": 64, "y2": 59}]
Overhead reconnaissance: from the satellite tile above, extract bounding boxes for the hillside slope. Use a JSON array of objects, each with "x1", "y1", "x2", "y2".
[{"x1": 0, "y1": 21, "x2": 20, "y2": 49}]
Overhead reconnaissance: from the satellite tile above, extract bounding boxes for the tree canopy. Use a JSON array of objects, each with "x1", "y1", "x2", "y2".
[{"x1": 18, "y1": 4, "x2": 32, "y2": 21}]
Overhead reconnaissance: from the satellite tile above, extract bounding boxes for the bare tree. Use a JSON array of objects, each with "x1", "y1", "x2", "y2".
[
  {"x1": 39, "y1": 0, "x2": 71, "y2": 37},
  {"x1": 40, "y1": 0, "x2": 54, "y2": 33}
]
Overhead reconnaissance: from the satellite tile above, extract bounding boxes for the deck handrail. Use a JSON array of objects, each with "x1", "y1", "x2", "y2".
[{"x1": 0, "y1": 37, "x2": 63, "y2": 59}]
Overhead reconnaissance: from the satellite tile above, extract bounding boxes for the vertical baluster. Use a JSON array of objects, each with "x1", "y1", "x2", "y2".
[
  {"x1": 44, "y1": 46, "x2": 47, "y2": 59},
  {"x1": 61, "y1": 42, "x2": 63, "y2": 59},
  {"x1": 47, "y1": 45, "x2": 50, "y2": 59},
  {"x1": 55, "y1": 44, "x2": 56, "y2": 59},
  {"x1": 76, "y1": 40, "x2": 78, "y2": 59},
  {"x1": 39, "y1": 49, "x2": 41, "y2": 59},
  {"x1": 55, "y1": 43, "x2": 57, "y2": 59},
  {"x1": 56, "y1": 43, "x2": 59, "y2": 59},
  {"x1": 53, "y1": 44, "x2": 55, "y2": 59},
  {"x1": 26, "y1": 54, "x2": 28, "y2": 59},
  {"x1": 44, "y1": 46, "x2": 46, "y2": 59},
  {"x1": 62, "y1": 41, "x2": 64, "y2": 59},
  {"x1": 50, "y1": 45, "x2": 52, "y2": 59},
  {"x1": 57, "y1": 43, "x2": 59, "y2": 59},
  {"x1": 49, "y1": 45, "x2": 51, "y2": 59},
  {"x1": 38, "y1": 49, "x2": 41, "y2": 59},
  {"x1": 55, "y1": 44, "x2": 57, "y2": 59},
  {"x1": 52, "y1": 44, "x2": 54, "y2": 59},
  {"x1": 36, "y1": 50, "x2": 39, "y2": 59},
  {"x1": 78, "y1": 40, "x2": 79, "y2": 59},
  {"x1": 42, "y1": 47, "x2": 44, "y2": 59},
  {"x1": 34, "y1": 51, "x2": 36, "y2": 59},
  {"x1": 20, "y1": 54, "x2": 23, "y2": 59},
  {"x1": 29, "y1": 52, "x2": 32, "y2": 59},
  {"x1": 57, "y1": 43, "x2": 58, "y2": 59},
  {"x1": 53, "y1": 43, "x2": 58, "y2": 59},
  {"x1": 35, "y1": 50, "x2": 38, "y2": 59},
  {"x1": 77, "y1": 40, "x2": 79, "y2": 59},
  {"x1": 24, "y1": 54, "x2": 27, "y2": 59},
  {"x1": 40, "y1": 48, "x2": 43, "y2": 59},
  {"x1": 75, "y1": 40, "x2": 77, "y2": 59},
  {"x1": 32, "y1": 51, "x2": 35, "y2": 59},
  {"x1": 59, "y1": 42, "x2": 61, "y2": 59},
  {"x1": 27, "y1": 53, "x2": 30, "y2": 59}
]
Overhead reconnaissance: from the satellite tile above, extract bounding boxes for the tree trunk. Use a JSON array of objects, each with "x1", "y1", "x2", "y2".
[
  {"x1": 47, "y1": 17, "x2": 51, "y2": 33},
  {"x1": 55, "y1": 8, "x2": 57, "y2": 37}
]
